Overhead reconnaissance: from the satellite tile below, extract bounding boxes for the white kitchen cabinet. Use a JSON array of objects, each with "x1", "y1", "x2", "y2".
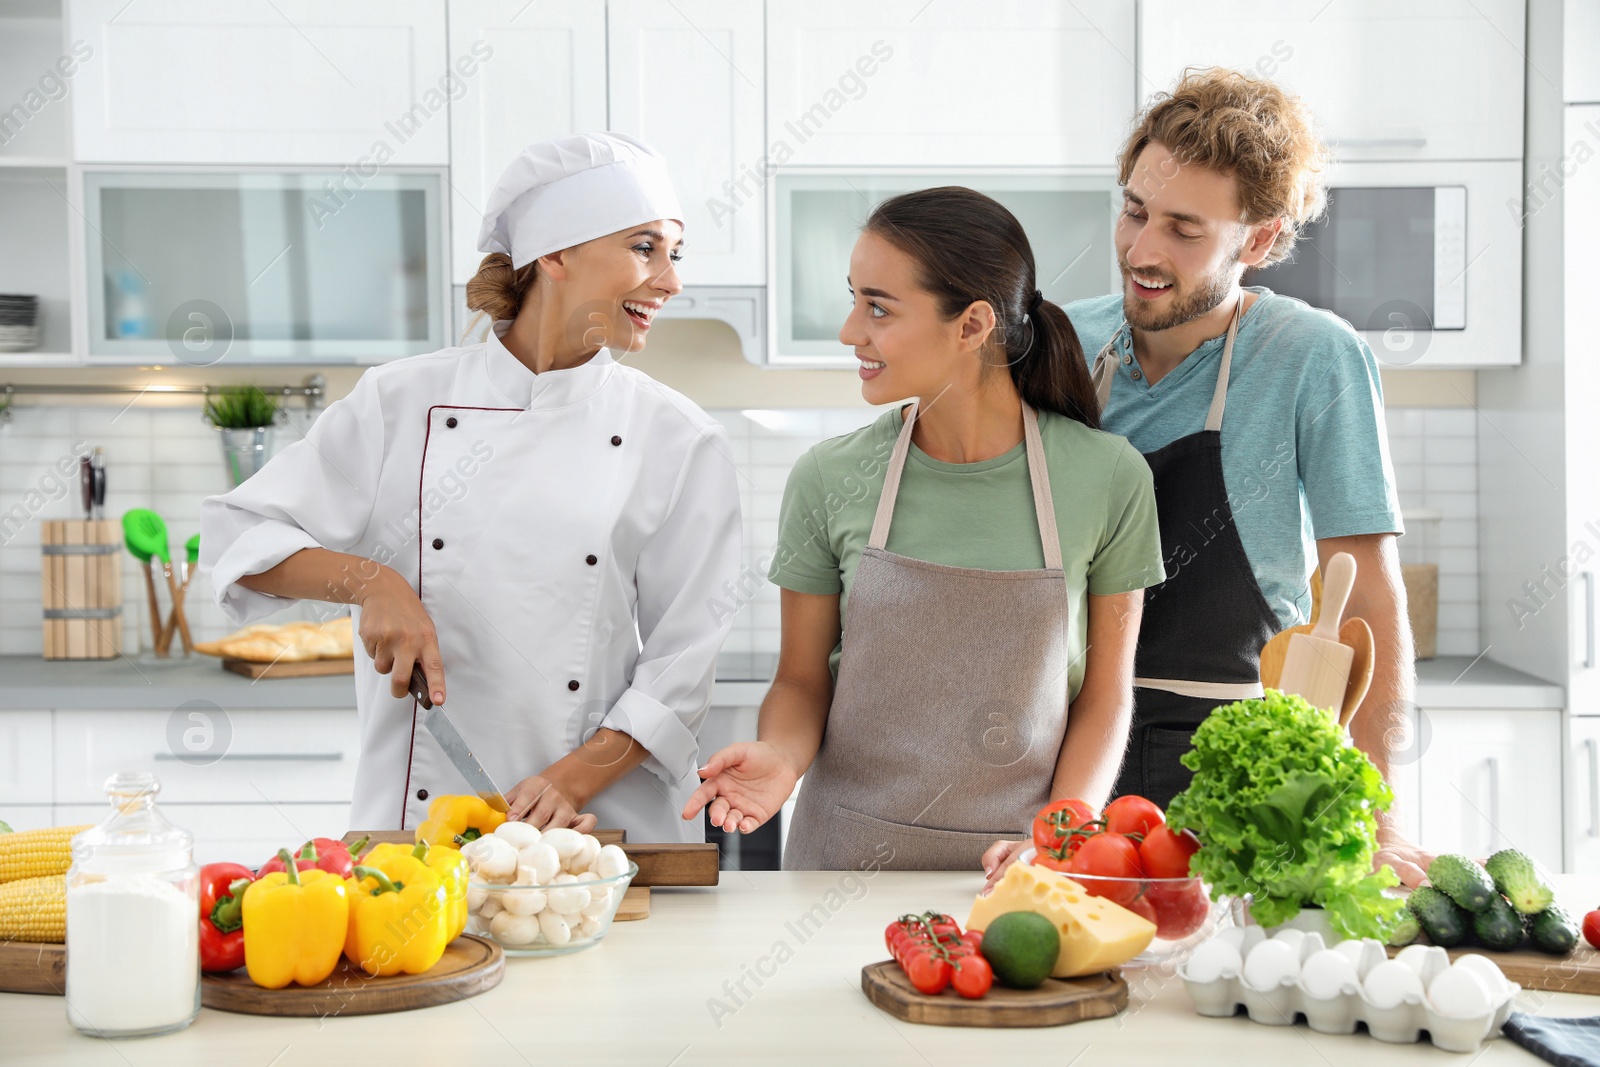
[
  {"x1": 67, "y1": 0, "x2": 450, "y2": 165},
  {"x1": 766, "y1": 0, "x2": 1135, "y2": 168},
  {"x1": 0, "y1": 710, "x2": 52, "y2": 806},
  {"x1": 1138, "y1": 0, "x2": 1526, "y2": 161},
  {"x1": 54, "y1": 802, "x2": 352, "y2": 867},
  {"x1": 1415, "y1": 707, "x2": 1561, "y2": 870},
  {"x1": 53, "y1": 709, "x2": 360, "y2": 806},
  {"x1": 447, "y1": 0, "x2": 608, "y2": 286},
  {"x1": 608, "y1": 0, "x2": 765, "y2": 286},
  {"x1": 1566, "y1": 717, "x2": 1600, "y2": 872},
  {"x1": 1567, "y1": 0, "x2": 1600, "y2": 103}
]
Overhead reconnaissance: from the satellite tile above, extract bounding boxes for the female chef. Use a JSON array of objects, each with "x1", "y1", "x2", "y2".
[
  {"x1": 200, "y1": 133, "x2": 742, "y2": 841},
  {"x1": 682, "y1": 187, "x2": 1166, "y2": 870}
]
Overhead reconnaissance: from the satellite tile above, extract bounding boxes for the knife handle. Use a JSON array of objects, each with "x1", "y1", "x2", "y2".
[{"x1": 408, "y1": 664, "x2": 434, "y2": 709}]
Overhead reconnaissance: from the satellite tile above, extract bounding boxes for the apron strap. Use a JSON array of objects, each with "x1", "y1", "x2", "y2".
[
  {"x1": 867, "y1": 399, "x2": 1063, "y2": 571},
  {"x1": 1088, "y1": 295, "x2": 1245, "y2": 429},
  {"x1": 1133, "y1": 676, "x2": 1265, "y2": 701}
]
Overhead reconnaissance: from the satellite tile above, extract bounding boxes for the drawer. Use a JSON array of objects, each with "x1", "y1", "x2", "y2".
[
  {"x1": 54, "y1": 709, "x2": 361, "y2": 805},
  {"x1": 0, "y1": 711, "x2": 52, "y2": 805},
  {"x1": 55, "y1": 803, "x2": 352, "y2": 867}
]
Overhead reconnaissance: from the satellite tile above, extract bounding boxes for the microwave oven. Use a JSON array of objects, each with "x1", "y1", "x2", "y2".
[{"x1": 1244, "y1": 160, "x2": 1522, "y2": 367}]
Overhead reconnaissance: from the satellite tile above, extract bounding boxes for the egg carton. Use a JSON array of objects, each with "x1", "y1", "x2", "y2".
[{"x1": 1177, "y1": 925, "x2": 1519, "y2": 1054}]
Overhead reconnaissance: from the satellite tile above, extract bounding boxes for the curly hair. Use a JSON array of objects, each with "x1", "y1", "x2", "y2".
[{"x1": 1119, "y1": 67, "x2": 1330, "y2": 265}]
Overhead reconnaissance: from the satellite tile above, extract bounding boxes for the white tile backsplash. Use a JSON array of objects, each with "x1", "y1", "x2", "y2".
[{"x1": 0, "y1": 399, "x2": 1479, "y2": 661}]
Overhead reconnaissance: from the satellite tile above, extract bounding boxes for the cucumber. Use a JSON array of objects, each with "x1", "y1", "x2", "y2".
[
  {"x1": 1472, "y1": 893, "x2": 1525, "y2": 951},
  {"x1": 1427, "y1": 853, "x2": 1497, "y2": 912},
  {"x1": 1526, "y1": 904, "x2": 1579, "y2": 956},
  {"x1": 1485, "y1": 849, "x2": 1556, "y2": 915},
  {"x1": 1408, "y1": 885, "x2": 1470, "y2": 948}
]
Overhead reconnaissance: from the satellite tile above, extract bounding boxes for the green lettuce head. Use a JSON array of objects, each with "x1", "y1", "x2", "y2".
[{"x1": 1165, "y1": 689, "x2": 1407, "y2": 941}]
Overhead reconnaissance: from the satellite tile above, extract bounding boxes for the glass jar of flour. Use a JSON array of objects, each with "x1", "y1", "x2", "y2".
[{"x1": 65, "y1": 772, "x2": 200, "y2": 1037}]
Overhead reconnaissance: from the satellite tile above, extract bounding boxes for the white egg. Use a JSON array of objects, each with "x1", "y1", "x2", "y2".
[
  {"x1": 1243, "y1": 937, "x2": 1300, "y2": 992},
  {"x1": 1213, "y1": 925, "x2": 1247, "y2": 952},
  {"x1": 1332, "y1": 938, "x2": 1369, "y2": 972},
  {"x1": 565, "y1": 834, "x2": 602, "y2": 874},
  {"x1": 1363, "y1": 960, "x2": 1424, "y2": 1009},
  {"x1": 1184, "y1": 937, "x2": 1243, "y2": 984},
  {"x1": 593, "y1": 844, "x2": 630, "y2": 880},
  {"x1": 538, "y1": 909, "x2": 572, "y2": 946},
  {"x1": 517, "y1": 842, "x2": 561, "y2": 884},
  {"x1": 1238, "y1": 926, "x2": 1267, "y2": 959},
  {"x1": 1395, "y1": 942, "x2": 1436, "y2": 975},
  {"x1": 493, "y1": 822, "x2": 543, "y2": 849},
  {"x1": 1428, "y1": 964, "x2": 1495, "y2": 1018},
  {"x1": 1449, "y1": 953, "x2": 1510, "y2": 1001},
  {"x1": 1299, "y1": 948, "x2": 1359, "y2": 1001},
  {"x1": 1297, "y1": 932, "x2": 1326, "y2": 962},
  {"x1": 1271, "y1": 928, "x2": 1307, "y2": 956}
]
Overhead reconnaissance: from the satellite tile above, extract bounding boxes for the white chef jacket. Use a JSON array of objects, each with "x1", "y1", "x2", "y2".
[{"x1": 200, "y1": 320, "x2": 743, "y2": 841}]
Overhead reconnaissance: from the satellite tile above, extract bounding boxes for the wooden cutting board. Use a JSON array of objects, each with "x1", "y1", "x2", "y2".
[
  {"x1": 223, "y1": 657, "x2": 354, "y2": 679},
  {"x1": 0, "y1": 940, "x2": 65, "y2": 995},
  {"x1": 1385, "y1": 940, "x2": 1600, "y2": 995},
  {"x1": 202, "y1": 934, "x2": 503, "y2": 1016},
  {"x1": 861, "y1": 961, "x2": 1127, "y2": 1027},
  {"x1": 342, "y1": 830, "x2": 719, "y2": 887}
]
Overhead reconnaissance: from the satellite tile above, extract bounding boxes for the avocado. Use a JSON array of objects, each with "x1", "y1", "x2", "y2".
[
  {"x1": 980, "y1": 911, "x2": 1061, "y2": 989},
  {"x1": 1427, "y1": 853, "x2": 1498, "y2": 912},
  {"x1": 1526, "y1": 904, "x2": 1579, "y2": 956},
  {"x1": 1485, "y1": 849, "x2": 1556, "y2": 915},
  {"x1": 1408, "y1": 885, "x2": 1470, "y2": 948},
  {"x1": 1472, "y1": 892, "x2": 1525, "y2": 951}
]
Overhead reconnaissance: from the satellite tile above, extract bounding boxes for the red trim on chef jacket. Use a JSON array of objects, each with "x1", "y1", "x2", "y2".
[{"x1": 401, "y1": 404, "x2": 520, "y2": 830}]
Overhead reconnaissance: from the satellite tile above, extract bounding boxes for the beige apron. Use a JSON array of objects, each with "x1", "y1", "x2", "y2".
[{"x1": 783, "y1": 399, "x2": 1073, "y2": 871}]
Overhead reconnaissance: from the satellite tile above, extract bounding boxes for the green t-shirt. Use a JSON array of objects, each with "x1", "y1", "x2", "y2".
[{"x1": 767, "y1": 404, "x2": 1167, "y2": 699}]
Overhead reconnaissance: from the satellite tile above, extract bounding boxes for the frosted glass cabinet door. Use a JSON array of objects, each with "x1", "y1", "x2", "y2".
[
  {"x1": 447, "y1": 0, "x2": 608, "y2": 286},
  {"x1": 82, "y1": 169, "x2": 448, "y2": 364}
]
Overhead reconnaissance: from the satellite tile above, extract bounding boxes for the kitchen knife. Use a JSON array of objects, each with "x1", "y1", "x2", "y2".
[
  {"x1": 408, "y1": 665, "x2": 510, "y2": 814},
  {"x1": 89, "y1": 449, "x2": 106, "y2": 520}
]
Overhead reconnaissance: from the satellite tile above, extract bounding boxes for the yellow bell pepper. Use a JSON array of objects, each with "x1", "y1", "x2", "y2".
[
  {"x1": 242, "y1": 849, "x2": 349, "y2": 989},
  {"x1": 414, "y1": 794, "x2": 505, "y2": 849},
  {"x1": 344, "y1": 853, "x2": 451, "y2": 976},
  {"x1": 366, "y1": 840, "x2": 469, "y2": 941}
]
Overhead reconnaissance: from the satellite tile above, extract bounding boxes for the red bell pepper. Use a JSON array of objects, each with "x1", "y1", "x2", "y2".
[
  {"x1": 199, "y1": 862, "x2": 255, "y2": 973},
  {"x1": 258, "y1": 835, "x2": 368, "y2": 880}
]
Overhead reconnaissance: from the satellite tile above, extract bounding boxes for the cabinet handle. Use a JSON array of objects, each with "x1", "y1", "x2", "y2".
[
  {"x1": 1334, "y1": 137, "x2": 1429, "y2": 148},
  {"x1": 1486, "y1": 756, "x2": 1501, "y2": 853},
  {"x1": 1589, "y1": 739, "x2": 1600, "y2": 838},
  {"x1": 153, "y1": 753, "x2": 343, "y2": 762},
  {"x1": 1585, "y1": 572, "x2": 1596, "y2": 669}
]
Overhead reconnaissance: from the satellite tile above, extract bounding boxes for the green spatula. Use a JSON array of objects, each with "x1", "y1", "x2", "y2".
[
  {"x1": 123, "y1": 509, "x2": 186, "y2": 655},
  {"x1": 158, "y1": 534, "x2": 200, "y2": 655}
]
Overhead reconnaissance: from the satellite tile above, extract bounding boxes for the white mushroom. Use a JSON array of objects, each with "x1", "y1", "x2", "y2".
[
  {"x1": 461, "y1": 835, "x2": 519, "y2": 882},
  {"x1": 593, "y1": 844, "x2": 630, "y2": 880},
  {"x1": 466, "y1": 884, "x2": 488, "y2": 910},
  {"x1": 577, "y1": 917, "x2": 603, "y2": 939},
  {"x1": 565, "y1": 834, "x2": 601, "y2": 874},
  {"x1": 493, "y1": 822, "x2": 544, "y2": 849},
  {"x1": 537, "y1": 910, "x2": 572, "y2": 946},
  {"x1": 579, "y1": 886, "x2": 613, "y2": 919},
  {"x1": 541, "y1": 827, "x2": 584, "y2": 864},
  {"x1": 517, "y1": 842, "x2": 561, "y2": 884},
  {"x1": 546, "y1": 872, "x2": 591, "y2": 914},
  {"x1": 478, "y1": 897, "x2": 504, "y2": 920},
  {"x1": 500, "y1": 886, "x2": 548, "y2": 917},
  {"x1": 490, "y1": 910, "x2": 541, "y2": 946}
]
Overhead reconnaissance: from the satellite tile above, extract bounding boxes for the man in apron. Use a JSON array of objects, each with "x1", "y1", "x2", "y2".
[{"x1": 1065, "y1": 68, "x2": 1430, "y2": 885}]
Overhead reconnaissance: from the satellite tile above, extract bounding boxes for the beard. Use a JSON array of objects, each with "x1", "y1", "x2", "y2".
[{"x1": 1119, "y1": 249, "x2": 1239, "y2": 333}]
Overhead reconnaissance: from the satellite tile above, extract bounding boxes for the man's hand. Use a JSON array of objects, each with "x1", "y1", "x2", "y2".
[{"x1": 1375, "y1": 827, "x2": 1432, "y2": 887}]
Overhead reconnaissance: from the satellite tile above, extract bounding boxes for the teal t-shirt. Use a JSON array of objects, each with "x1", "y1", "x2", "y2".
[
  {"x1": 1064, "y1": 286, "x2": 1404, "y2": 630},
  {"x1": 767, "y1": 405, "x2": 1166, "y2": 700}
]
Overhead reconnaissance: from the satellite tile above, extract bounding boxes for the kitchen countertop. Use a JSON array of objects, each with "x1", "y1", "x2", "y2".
[
  {"x1": 0, "y1": 652, "x2": 1565, "y2": 712},
  {"x1": 7, "y1": 870, "x2": 1598, "y2": 1065}
]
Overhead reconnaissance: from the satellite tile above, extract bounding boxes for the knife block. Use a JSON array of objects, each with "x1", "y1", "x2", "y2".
[{"x1": 40, "y1": 520, "x2": 123, "y2": 659}]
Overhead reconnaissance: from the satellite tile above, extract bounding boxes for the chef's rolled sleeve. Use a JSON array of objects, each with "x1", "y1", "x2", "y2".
[
  {"x1": 200, "y1": 371, "x2": 387, "y2": 626},
  {"x1": 602, "y1": 421, "x2": 743, "y2": 789}
]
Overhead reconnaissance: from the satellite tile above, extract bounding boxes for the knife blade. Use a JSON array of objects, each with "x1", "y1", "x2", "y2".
[{"x1": 408, "y1": 665, "x2": 510, "y2": 814}]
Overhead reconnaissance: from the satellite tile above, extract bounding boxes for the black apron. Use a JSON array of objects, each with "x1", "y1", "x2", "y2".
[{"x1": 1091, "y1": 298, "x2": 1281, "y2": 809}]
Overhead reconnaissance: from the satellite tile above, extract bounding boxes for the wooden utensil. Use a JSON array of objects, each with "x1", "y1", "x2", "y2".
[
  {"x1": 1278, "y1": 551, "x2": 1357, "y2": 713},
  {"x1": 861, "y1": 960, "x2": 1127, "y2": 1027},
  {"x1": 1384, "y1": 940, "x2": 1600, "y2": 996},
  {"x1": 342, "y1": 830, "x2": 721, "y2": 887},
  {"x1": 158, "y1": 534, "x2": 200, "y2": 655},
  {"x1": 1261, "y1": 616, "x2": 1374, "y2": 726}
]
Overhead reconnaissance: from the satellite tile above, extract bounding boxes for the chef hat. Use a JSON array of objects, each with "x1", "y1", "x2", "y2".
[{"x1": 476, "y1": 132, "x2": 684, "y2": 269}]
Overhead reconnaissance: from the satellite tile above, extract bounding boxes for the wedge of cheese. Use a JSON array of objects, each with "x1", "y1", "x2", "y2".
[{"x1": 966, "y1": 861, "x2": 1157, "y2": 977}]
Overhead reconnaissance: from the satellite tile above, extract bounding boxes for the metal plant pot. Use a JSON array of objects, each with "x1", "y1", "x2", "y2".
[{"x1": 218, "y1": 425, "x2": 272, "y2": 486}]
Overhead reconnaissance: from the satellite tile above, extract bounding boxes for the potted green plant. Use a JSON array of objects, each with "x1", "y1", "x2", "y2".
[{"x1": 203, "y1": 385, "x2": 281, "y2": 486}]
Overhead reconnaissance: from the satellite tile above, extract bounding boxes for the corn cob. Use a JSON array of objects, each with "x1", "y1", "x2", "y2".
[
  {"x1": 0, "y1": 874, "x2": 67, "y2": 942},
  {"x1": 0, "y1": 825, "x2": 91, "y2": 884}
]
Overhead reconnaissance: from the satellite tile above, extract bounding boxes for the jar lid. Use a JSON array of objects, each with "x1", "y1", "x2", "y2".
[{"x1": 71, "y1": 772, "x2": 193, "y2": 875}]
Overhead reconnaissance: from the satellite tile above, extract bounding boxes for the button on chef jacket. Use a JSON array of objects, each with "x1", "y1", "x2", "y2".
[{"x1": 200, "y1": 319, "x2": 743, "y2": 841}]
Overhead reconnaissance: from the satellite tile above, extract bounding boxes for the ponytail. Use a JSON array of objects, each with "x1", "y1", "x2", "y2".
[
  {"x1": 1018, "y1": 296, "x2": 1100, "y2": 430},
  {"x1": 462, "y1": 252, "x2": 538, "y2": 339}
]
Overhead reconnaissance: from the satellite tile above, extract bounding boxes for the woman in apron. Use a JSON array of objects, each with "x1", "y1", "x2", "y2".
[
  {"x1": 200, "y1": 133, "x2": 742, "y2": 841},
  {"x1": 681, "y1": 187, "x2": 1166, "y2": 871}
]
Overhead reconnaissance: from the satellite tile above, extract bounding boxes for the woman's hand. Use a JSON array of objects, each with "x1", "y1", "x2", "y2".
[
  {"x1": 358, "y1": 567, "x2": 446, "y2": 704},
  {"x1": 980, "y1": 838, "x2": 1030, "y2": 890},
  {"x1": 681, "y1": 742, "x2": 799, "y2": 834},
  {"x1": 505, "y1": 775, "x2": 597, "y2": 832}
]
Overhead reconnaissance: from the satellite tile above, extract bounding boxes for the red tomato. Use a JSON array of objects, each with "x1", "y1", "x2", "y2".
[
  {"x1": 1139, "y1": 825, "x2": 1201, "y2": 879},
  {"x1": 1032, "y1": 798, "x2": 1098, "y2": 855},
  {"x1": 961, "y1": 929, "x2": 985, "y2": 953},
  {"x1": 1583, "y1": 909, "x2": 1600, "y2": 951},
  {"x1": 906, "y1": 952, "x2": 951, "y2": 995},
  {"x1": 1124, "y1": 893, "x2": 1158, "y2": 926},
  {"x1": 1069, "y1": 832, "x2": 1144, "y2": 905},
  {"x1": 1144, "y1": 880, "x2": 1212, "y2": 941},
  {"x1": 951, "y1": 954, "x2": 994, "y2": 999},
  {"x1": 1104, "y1": 795, "x2": 1165, "y2": 839},
  {"x1": 1033, "y1": 852, "x2": 1075, "y2": 874}
]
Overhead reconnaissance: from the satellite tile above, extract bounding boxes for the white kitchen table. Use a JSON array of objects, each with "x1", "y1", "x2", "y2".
[{"x1": 6, "y1": 871, "x2": 1599, "y2": 1066}]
